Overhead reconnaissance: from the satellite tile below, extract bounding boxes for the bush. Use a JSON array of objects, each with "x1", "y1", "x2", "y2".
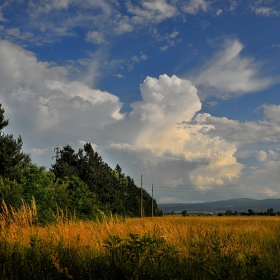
[{"x1": 103, "y1": 233, "x2": 182, "y2": 279}]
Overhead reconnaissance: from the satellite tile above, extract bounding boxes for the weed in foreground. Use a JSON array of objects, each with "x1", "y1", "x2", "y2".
[{"x1": 103, "y1": 233, "x2": 183, "y2": 280}]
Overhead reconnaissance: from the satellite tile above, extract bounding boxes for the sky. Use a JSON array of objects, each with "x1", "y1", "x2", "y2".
[{"x1": 1, "y1": 0, "x2": 280, "y2": 204}]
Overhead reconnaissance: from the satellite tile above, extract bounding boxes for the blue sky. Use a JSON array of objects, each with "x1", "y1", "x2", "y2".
[{"x1": 1, "y1": 0, "x2": 280, "y2": 203}]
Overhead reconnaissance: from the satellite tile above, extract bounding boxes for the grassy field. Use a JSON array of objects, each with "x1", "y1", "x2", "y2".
[{"x1": 1, "y1": 202, "x2": 280, "y2": 279}]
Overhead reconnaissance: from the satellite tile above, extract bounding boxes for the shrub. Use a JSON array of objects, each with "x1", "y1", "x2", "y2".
[{"x1": 103, "y1": 233, "x2": 182, "y2": 279}]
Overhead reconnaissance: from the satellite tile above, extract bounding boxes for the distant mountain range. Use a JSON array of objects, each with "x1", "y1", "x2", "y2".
[{"x1": 158, "y1": 198, "x2": 280, "y2": 213}]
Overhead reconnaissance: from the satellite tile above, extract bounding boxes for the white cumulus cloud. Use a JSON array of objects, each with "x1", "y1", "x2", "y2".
[{"x1": 0, "y1": 39, "x2": 124, "y2": 159}]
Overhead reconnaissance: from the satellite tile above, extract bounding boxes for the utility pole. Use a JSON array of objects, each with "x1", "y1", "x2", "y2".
[
  {"x1": 141, "y1": 175, "x2": 143, "y2": 218},
  {"x1": 152, "y1": 184, "x2": 154, "y2": 218},
  {"x1": 52, "y1": 147, "x2": 60, "y2": 160}
]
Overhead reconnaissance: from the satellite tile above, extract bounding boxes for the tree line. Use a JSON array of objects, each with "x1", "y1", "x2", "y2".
[{"x1": 0, "y1": 103, "x2": 163, "y2": 222}]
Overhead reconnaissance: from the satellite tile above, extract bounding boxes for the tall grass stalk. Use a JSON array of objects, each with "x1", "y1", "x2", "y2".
[{"x1": 1, "y1": 201, "x2": 280, "y2": 279}]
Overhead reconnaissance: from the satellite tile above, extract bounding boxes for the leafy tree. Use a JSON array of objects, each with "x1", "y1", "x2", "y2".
[
  {"x1": 154, "y1": 207, "x2": 163, "y2": 216},
  {"x1": 18, "y1": 164, "x2": 100, "y2": 222},
  {"x1": 0, "y1": 176, "x2": 23, "y2": 208},
  {"x1": 56, "y1": 176, "x2": 100, "y2": 219},
  {"x1": 19, "y1": 163, "x2": 56, "y2": 222},
  {"x1": 20, "y1": 164, "x2": 55, "y2": 200}
]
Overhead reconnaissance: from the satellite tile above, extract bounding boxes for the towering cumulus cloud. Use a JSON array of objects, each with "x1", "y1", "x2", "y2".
[
  {"x1": 131, "y1": 74, "x2": 201, "y2": 152},
  {"x1": 107, "y1": 74, "x2": 243, "y2": 198}
]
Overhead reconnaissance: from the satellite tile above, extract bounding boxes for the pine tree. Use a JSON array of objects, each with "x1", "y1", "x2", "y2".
[
  {"x1": 0, "y1": 104, "x2": 8, "y2": 130},
  {"x1": 0, "y1": 103, "x2": 30, "y2": 181}
]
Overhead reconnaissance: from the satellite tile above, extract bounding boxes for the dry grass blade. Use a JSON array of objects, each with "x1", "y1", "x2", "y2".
[{"x1": 0, "y1": 197, "x2": 38, "y2": 228}]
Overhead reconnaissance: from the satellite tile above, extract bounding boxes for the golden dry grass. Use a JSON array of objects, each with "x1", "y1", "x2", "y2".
[
  {"x1": 1, "y1": 201, "x2": 280, "y2": 259},
  {"x1": 1, "y1": 202, "x2": 280, "y2": 279}
]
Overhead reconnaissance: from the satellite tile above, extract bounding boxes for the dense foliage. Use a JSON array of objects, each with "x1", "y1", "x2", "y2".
[
  {"x1": 0, "y1": 103, "x2": 162, "y2": 222},
  {"x1": 51, "y1": 144, "x2": 161, "y2": 217}
]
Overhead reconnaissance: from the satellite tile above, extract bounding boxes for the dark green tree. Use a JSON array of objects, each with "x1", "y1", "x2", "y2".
[
  {"x1": 51, "y1": 143, "x2": 163, "y2": 217},
  {"x1": 18, "y1": 163, "x2": 55, "y2": 222},
  {"x1": 267, "y1": 208, "x2": 275, "y2": 216},
  {"x1": 51, "y1": 145, "x2": 79, "y2": 179},
  {"x1": 16, "y1": 163, "x2": 101, "y2": 222},
  {"x1": 52, "y1": 176, "x2": 100, "y2": 220},
  {"x1": 0, "y1": 176, "x2": 23, "y2": 208},
  {"x1": 0, "y1": 104, "x2": 8, "y2": 130},
  {"x1": 225, "y1": 209, "x2": 234, "y2": 216},
  {"x1": 181, "y1": 210, "x2": 188, "y2": 217},
  {"x1": 0, "y1": 103, "x2": 30, "y2": 181},
  {"x1": 248, "y1": 209, "x2": 255, "y2": 216}
]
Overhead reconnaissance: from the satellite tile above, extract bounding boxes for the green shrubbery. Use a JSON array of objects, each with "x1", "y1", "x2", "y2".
[{"x1": 103, "y1": 233, "x2": 181, "y2": 279}]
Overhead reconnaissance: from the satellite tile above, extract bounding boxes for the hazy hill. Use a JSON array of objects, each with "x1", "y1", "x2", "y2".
[{"x1": 158, "y1": 198, "x2": 280, "y2": 213}]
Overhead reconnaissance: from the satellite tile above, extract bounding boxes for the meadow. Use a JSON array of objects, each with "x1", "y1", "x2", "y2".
[{"x1": 1, "y1": 201, "x2": 280, "y2": 279}]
